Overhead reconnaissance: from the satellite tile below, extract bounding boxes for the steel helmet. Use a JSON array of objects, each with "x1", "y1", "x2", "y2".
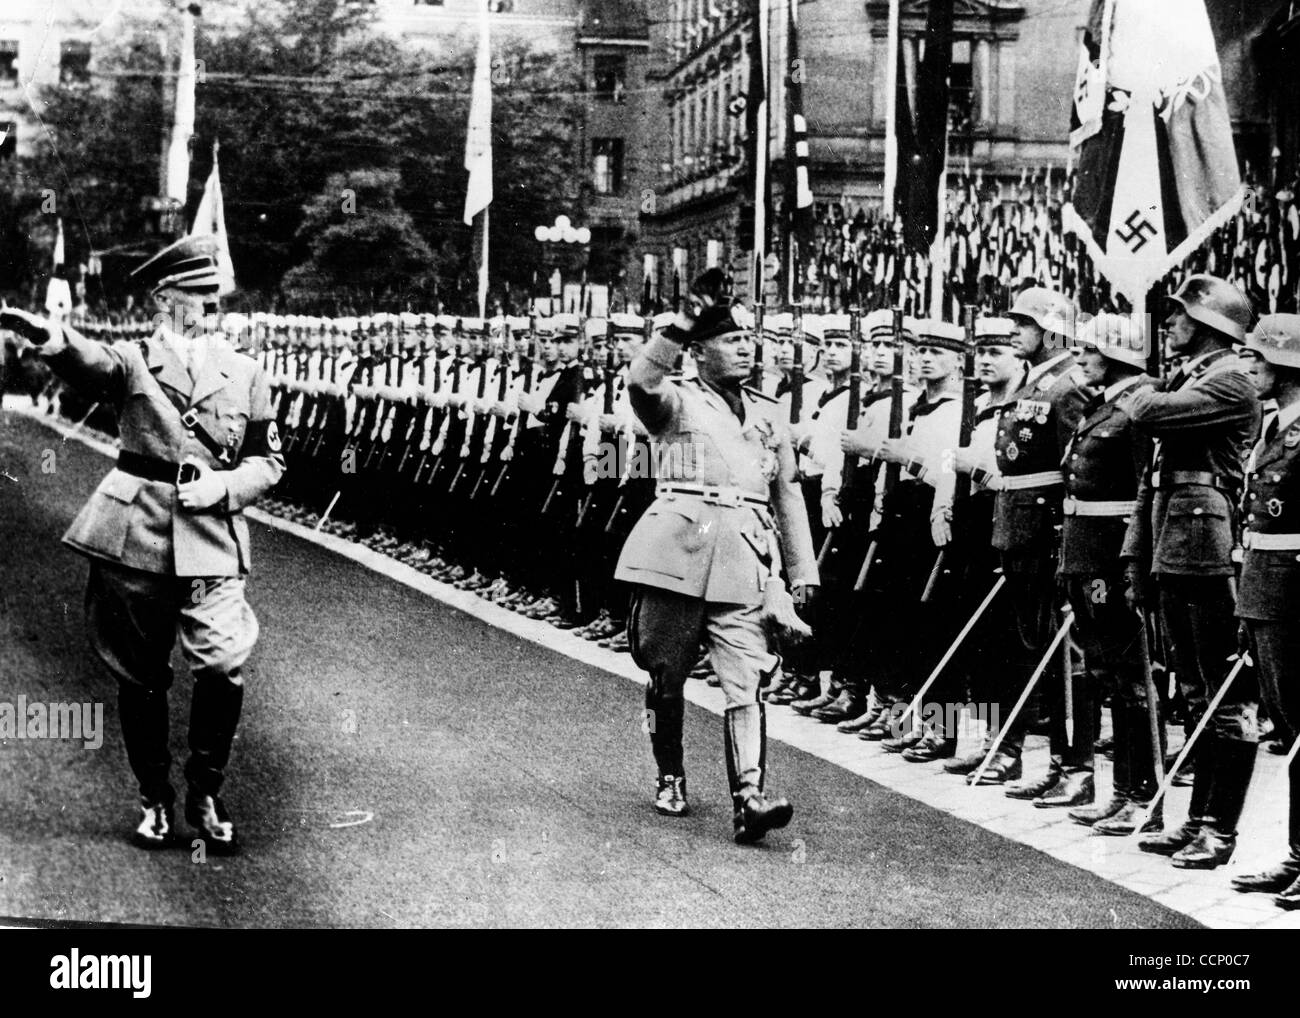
[
  {"x1": 1076, "y1": 313, "x2": 1145, "y2": 370},
  {"x1": 1007, "y1": 287, "x2": 1076, "y2": 340},
  {"x1": 1245, "y1": 314, "x2": 1300, "y2": 370},
  {"x1": 1168, "y1": 274, "x2": 1253, "y2": 343}
]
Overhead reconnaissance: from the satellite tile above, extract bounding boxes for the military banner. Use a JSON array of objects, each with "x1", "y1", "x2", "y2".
[{"x1": 1063, "y1": 0, "x2": 1244, "y2": 304}]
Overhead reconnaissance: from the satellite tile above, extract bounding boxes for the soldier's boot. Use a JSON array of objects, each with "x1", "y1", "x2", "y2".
[
  {"x1": 648, "y1": 692, "x2": 689, "y2": 818},
  {"x1": 1006, "y1": 756, "x2": 1064, "y2": 800},
  {"x1": 769, "y1": 670, "x2": 817, "y2": 706},
  {"x1": 860, "y1": 690, "x2": 905, "y2": 740},
  {"x1": 1140, "y1": 741, "x2": 1214, "y2": 855},
  {"x1": 182, "y1": 669, "x2": 244, "y2": 856},
  {"x1": 1034, "y1": 768, "x2": 1094, "y2": 808},
  {"x1": 1233, "y1": 794, "x2": 1300, "y2": 892},
  {"x1": 119, "y1": 684, "x2": 176, "y2": 847},
  {"x1": 1073, "y1": 707, "x2": 1132, "y2": 825},
  {"x1": 1093, "y1": 705, "x2": 1165, "y2": 834},
  {"x1": 762, "y1": 668, "x2": 798, "y2": 703},
  {"x1": 726, "y1": 704, "x2": 793, "y2": 845},
  {"x1": 791, "y1": 676, "x2": 839, "y2": 716},
  {"x1": 1173, "y1": 737, "x2": 1256, "y2": 869},
  {"x1": 902, "y1": 723, "x2": 958, "y2": 762},
  {"x1": 810, "y1": 676, "x2": 863, "y2": 723},
  {"x1": 838, "y1": 687, "x2": 886, "y2": 733}
]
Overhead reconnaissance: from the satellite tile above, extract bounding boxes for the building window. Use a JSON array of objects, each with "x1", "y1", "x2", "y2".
[
  {"x1": 592, "y1": 53, "x2": 627, "y2": 101},
  {"x1": 0, "y1": 121, "x2": 16, "y2": 161},
  {"x1": 59, "y1": 41, "x2": 90, "y2": 85},
  {"x1": 0, "y1": 41, "x2": 18, "y2": 87},
  {"x1": 592, "y1": 138, "x2": 625, "y2": 194},
  {"x1": 949, "y1": 39, "x2": 974, "y2": 136}
]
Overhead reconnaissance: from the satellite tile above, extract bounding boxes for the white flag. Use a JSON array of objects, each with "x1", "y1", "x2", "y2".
[
  {"x1": 463, "y1": 0, "x2": 493, "y2": 225},
  {"x1": 190, "y1": 144, "x2": 236, "y2": 295},
  {"x1": 165, "y1": 6, "x2": 197, "y2": 204},
  {"x1": 45, "y1": 219, "x2": 71, "y2": 318}
]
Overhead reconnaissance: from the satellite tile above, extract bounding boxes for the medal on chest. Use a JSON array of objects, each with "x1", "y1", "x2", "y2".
[
  {"x1": 1005, "y1": 442, "x2": 1020, "y2": 462},
  {"x1": 1268, "y1": 497, "x2": 1285, "y2": 518},
  {"x1": 1018, "y1": 426, "x2": 1034, "y2": 444}
]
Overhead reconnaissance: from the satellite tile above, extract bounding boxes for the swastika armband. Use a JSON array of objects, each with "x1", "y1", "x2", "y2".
[{"x1": 241, "y1": 420, "x2": 282, "y2": 458}]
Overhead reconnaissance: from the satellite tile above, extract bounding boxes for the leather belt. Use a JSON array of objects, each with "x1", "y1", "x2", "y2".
[
  {"x1": 1242, "y1": 531, "x2": 1300, "y2": 551},
  {"x1": 656, "y1": 483, "x2": 769, "y2": 510},
  {"x1": 1000, "y1": 470, "x2": 1064, "y2": 490},
  {"x1": 1151, "y1": 469, "x2": 1227, "y2": 490},
  {"x1": 117, "y1": 450, "x2": 183, "y2": 484},
  {"x1": 1062, "y1": 497, "x2": 1136, "y2": 517}
]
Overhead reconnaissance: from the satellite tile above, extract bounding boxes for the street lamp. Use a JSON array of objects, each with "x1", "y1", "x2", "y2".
[{"x1": 533, "y1": 214, "x2": 592, "y2": 312}]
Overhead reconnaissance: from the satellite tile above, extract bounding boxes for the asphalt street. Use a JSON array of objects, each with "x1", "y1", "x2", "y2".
[{"x1": 0, "y1": 407, "x2": 1199, "y2": 928}]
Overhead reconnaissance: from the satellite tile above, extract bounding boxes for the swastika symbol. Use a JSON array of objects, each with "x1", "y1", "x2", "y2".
[{"x1": 1116, "y1": 210, "x2": 1158, "y2": 252}]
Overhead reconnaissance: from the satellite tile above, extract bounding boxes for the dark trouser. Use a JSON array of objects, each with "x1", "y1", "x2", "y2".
[
  {"x1": 998, "y1": 553, "x2": 1089, "y2": 768},
  {"x1": 1156, "y1": 575, "x2": 1259, "y2": 744},
  {"x1": 1064, "y1": 574, "x2": 1153, "y2": 784},
  {"x1": 86, "y1": 561, "x2": 255, "y2": 805},
  {"x1": 1247, "y1": 620, "x2": 1300, "y2": 856}
]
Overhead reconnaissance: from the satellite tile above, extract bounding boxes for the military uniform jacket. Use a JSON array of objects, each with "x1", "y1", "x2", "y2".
[
  {"x1": 615, "y1": 334, "x2": 819, "y2": 605},
  {"x1": 991, "y1": 351, "x2": 1090, "y2": 554},
  {"x1": 42, "y1": 324, "x2": 285, "y2": 577},
  {"x1": 1058, "y1": 375, "x2": 1151, "y2": 577},
  {"x1": 1236, "y1": 405, "x2": 1300, "y2": 621},
  {"x1": 1119, "y1": 349, "x2": 1260, "y2": 576}
]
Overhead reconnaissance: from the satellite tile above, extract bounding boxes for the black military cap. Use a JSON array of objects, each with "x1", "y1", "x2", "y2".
[{"x1": 130, "y1": 235, "x2": 222, "y2": 296}]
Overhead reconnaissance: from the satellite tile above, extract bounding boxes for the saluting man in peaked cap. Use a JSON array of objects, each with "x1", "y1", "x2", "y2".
[{"x1": 3, "y1": 234, "x2": 285, "y2": 855}]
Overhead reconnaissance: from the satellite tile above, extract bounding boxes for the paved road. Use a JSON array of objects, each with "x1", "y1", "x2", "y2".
[{"x1": 0, "y1": 408, "x2": 1198, "y2": 928}]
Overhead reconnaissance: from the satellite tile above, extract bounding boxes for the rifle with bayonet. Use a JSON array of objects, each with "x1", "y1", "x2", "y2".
[
  {"x1": 817, "y1": 305, "x2": 864, "y2": 570},
  {"x1": 490, "y1": 310, "x2": 539, "y2": 497},
  {"x1": 854, "y1": 306, "x2": 906, "y2": 592},
  {"x1": 471, "y1": 322, "x2": 515, "y2": 499},
  {"x1": 603, "y1": 312, "x2": 655, "y2": 535},
  {"x1": 920, "y1": 304, "x2": 980, "y2": 603},
  {"x1": 576, "y1": 314, "x2": 620, "y2": 527},
  {"x1": 749, "y1": 301, "x2": 766, "y2": 390},
  {"x1": 448, "y1": 326, "x2": 491, "y2": 493},
  {"x1": 789, "y1": 304, "x2": 806, "y2": 423}
]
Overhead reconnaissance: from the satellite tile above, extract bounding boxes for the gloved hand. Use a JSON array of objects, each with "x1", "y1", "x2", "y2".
[
  {"x1": 0, "y1": 306, "x2": 55, "y2": 346},
  {"x1": 515, "y1": 390, "x2": 543, "y2": 415},
  {"x1": 792, "y1": 582, "x2": 821, "y2": 630},
  {"x1": 177, "y1": 458, "x2": 228, "y2": 512},
  {"x1": 1122, "y1": 560, "x2": 1147, "y2": 611}
]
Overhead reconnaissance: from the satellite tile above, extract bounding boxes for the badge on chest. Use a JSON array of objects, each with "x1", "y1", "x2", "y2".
[{"x1": 1014, "y1": 399, "x2": 1050, "y2": 425}]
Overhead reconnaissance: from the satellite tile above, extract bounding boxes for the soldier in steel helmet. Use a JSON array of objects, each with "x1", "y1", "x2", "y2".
[{"x1": 1120, "y1": 274, "x2": 1262, "y2": 869}]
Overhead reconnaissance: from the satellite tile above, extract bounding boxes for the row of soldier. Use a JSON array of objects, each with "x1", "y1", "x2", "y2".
[{"x1": 56, "y1": 286, "x2": 1300, "y2": 908}]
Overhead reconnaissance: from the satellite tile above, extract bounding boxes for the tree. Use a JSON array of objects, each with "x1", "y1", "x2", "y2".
[
  {"x1": 16, "y1": 0, "x2": 589, "y2": 312},
  {"x1": 280, "y1": 169, "x2": 436, "y2": 310}
]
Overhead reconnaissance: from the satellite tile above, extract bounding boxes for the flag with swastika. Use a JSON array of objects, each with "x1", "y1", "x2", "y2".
[{"x1": 1063, "y1": 0, "x2": 1244, "y2": 305}]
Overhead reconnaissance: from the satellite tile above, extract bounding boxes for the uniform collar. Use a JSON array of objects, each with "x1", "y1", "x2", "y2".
[
  {"x1": 1103, "y1": 374, "x2": 1146, "y2": 403},
  {"x1": 1023, "y1": 350, "x2": 1073, "y2": 391},
  {"x1": 1276, "y1": 400, "x2": 1300, "y2": 435}
]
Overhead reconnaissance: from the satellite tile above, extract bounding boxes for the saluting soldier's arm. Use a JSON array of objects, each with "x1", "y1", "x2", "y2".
[
  {"x1": 1124, "y1": 372, "x2": 1258, "y2": 433},
  {"x1": 223, "y1": 368, "x2": 287, "y2": 511},
  {"x1": 1053, "y1": 381, "x2": 1091, "y2": 450},
  {"x1": 36, "y1": 319, "x2": 131, "y2": 404}
]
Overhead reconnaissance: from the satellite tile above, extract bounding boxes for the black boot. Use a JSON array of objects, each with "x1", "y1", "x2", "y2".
[
  {"x1": 183, "y1": 671, "x2": 245, "y2": 797},
  {"x1": 1073, "y1": 707, "x2": 1131, "y2": 825},
  {"x1": 811, "y1": 677, "x2": 864, "y2": 724},
  {"x1": 726, "y1": 704, "x2": 793, "y2": 845},
  {"x1": 791, "y1": 676, "x2": 838, "y2": 717},
  {"x1": 1173, "y1": 737, "x2": 1257, "y2": 870},
  {"x1": 1140, "y1": 740, "x2": 1213, "y2": 855},
  {"x1": 647, "y1": 690, "x2": 689, "y2": 816},
  {"x1": 118, "y1": 683, "x2": 174, "y2": 807},
  {"x1": 1238, "y1": 779, "x2": 1300, "y2": 891}
]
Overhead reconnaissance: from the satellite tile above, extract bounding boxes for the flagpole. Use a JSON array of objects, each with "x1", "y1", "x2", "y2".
[
  {"x1": 883, "y1": 0, "x2": 900, "y2": 215},
  {"x1": 479, "y1": 206, "x2": 490, "y2": 320},
  {"x1": 753, "y1": 0, "x2": 770, "y2": 304}
]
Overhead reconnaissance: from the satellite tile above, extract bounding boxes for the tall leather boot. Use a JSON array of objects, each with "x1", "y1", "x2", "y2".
[
  {"x1": 118, "y1": 684, "x2": 174, "y2": 806},
  {"x1": 1092, "y1": 706, "x2": 1163, "y2": 835},
  {"x1": 1141, "y1": 738, "x2": 1214, "y2": 855},
  {"x1": 1073, "y1": 707, "x2": 1131, "y2": 826},
  {"x1": 183, "y1": 670, "x2": 246, "y2": 797},
  {"x1": 725, "y1": 704, "x2": 793, "y2": 844},
  {"x1": 1173, "y1": 737, "x2": 1257, "y2": 869},
  {"x1": 647, "y1": 691, "x2": 688, "y2": 816}
]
